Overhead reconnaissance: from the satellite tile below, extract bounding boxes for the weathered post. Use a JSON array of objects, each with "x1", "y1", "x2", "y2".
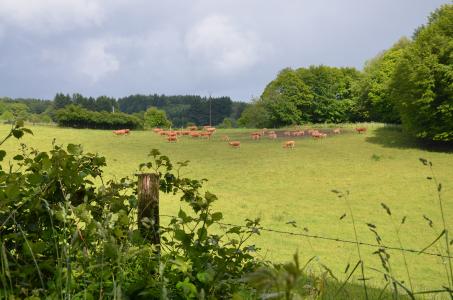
[{"x1": 136, "y1": 173, "x2": 160, "y2": 247}]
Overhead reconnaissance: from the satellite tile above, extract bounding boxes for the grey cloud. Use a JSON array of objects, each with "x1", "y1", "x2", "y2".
[{"x1": 0, "y1": 0, "x2": 449, "y2": 101}]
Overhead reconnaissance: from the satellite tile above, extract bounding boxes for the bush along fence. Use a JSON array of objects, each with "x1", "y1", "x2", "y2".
[{"x1": 0, "y1": 121, "x2": 452, "y2": 299}]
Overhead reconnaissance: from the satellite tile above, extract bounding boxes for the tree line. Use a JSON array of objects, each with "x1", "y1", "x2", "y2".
[
  {"x1": 241, "y1": 4, "x2": 452, "y2": 142},
  {"x1": 0, "y1": 93, "x2": 247, "y2": 130}
]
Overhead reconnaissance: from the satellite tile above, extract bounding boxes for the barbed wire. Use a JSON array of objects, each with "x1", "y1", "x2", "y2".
[{"x1": 160, "y1": 214, "x2": 453, "y2": 259}]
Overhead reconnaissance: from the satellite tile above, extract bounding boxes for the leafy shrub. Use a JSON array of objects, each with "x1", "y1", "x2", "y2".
[
  {"x1": 55, "y1": 105, "x2": 143, "y2": 130},
  {"x1": 144, "y1": 107, "x2": 172, "y2": 129}
]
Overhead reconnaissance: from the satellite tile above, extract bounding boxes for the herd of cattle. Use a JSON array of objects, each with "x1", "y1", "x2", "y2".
[{"x1": 112, "y1": 126, "x2": 368, "y2": 149}]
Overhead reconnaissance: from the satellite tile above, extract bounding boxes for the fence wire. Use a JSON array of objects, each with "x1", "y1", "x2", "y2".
[{"x1": 160, "y1": 214, "x2": 453, "y2": 259}]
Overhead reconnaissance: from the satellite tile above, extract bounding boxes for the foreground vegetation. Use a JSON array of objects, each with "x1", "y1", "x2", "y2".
[{"x1": 1, "y1": 123, "x2": 452, "y2": 298}]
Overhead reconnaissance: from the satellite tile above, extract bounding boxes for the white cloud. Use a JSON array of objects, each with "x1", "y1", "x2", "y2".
[
  {"x1": 185, "y1": 15, "x2": 262, "y2": 74},
  {"x1": 0, "y1": 0, "x2": 104, "y2": 34},
  {"x1": 75, "y1": 40, "x2": 120, "y2": 83}
]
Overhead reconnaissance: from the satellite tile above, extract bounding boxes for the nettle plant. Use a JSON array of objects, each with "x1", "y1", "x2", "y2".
[{"x1": 0, "y1": 122, "x2": 261, "y2": 299}]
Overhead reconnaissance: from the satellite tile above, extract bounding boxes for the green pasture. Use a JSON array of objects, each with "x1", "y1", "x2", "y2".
[{"x1": 1, "y1": 123, "x2": 452, "y2": 294}]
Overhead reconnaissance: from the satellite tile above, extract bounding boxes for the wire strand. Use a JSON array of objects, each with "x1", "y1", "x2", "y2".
[{"x1": 160, "y1": 214, "x2": 453, "y2": 259}]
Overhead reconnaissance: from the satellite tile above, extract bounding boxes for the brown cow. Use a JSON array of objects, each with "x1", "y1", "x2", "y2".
[
  {"x1": 200, "y1": 132, "x2": 212, "y2": 139},
  {"x1": 333, "y1": 128, "x2": 341, "y2": 134},
  {"x1": 167, "y1": 135, "x2": 177, "y2": 142},
  {"x1": 355, "y1": 127, "x2": 367, "y2": 134},
  {"x1": 251, "y1": 132, "x2": 261, "y2": 140},
  {"x1": 283, "y1": 141, "x2": 295, "y2": 149},
  {"x1": 228, "y1": 141, "x2": 241, "y2": 148},
  {"x1": 268, "y1": 133, "x2": 277, "y2": 139},
  {"x1": 113, "y1": 129, "x2": 130, "y2": 135}
]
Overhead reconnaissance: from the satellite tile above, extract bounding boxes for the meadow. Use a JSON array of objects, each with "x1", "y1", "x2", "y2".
[{"x1": 1, "y1": 123, "x2": 452, "y2": 294}]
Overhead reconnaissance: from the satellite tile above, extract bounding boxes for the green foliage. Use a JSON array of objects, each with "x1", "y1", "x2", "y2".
[
  {"x1": 390, "y1": 4, "x2": 453, "y2": 141},
  {"x1": 0, "y1": 111, "x2": 14, "y2": 123},
  {"x1": 259, "y1": 66, "x2": 362, "y2": 127},
  {"x1": 56, "y1": 105, "x2": 143, "y2": 130},
  {"x1": 238, "y1": 101, "x2": 270, "y2": 128},
  {"x1": 144, "y1": 107, "x2": 172, "y2": 129},
  {"x1": 357, "y1": 38, "x2": 410, "y2": 123},
  {"x1": 261, "y1": 68, "x2": 314, "y2": 126},
  {"x1": 296, "y1": 66, "x2": 362, "y2": 123},
  {"x1": 218, "y1": 117, "x2": 235, "y2": 129}
]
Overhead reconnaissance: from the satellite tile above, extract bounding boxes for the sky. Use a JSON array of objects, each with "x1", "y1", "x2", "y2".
[{"x1": 0, "y1": 0, "x2": 449, "y2": 102}]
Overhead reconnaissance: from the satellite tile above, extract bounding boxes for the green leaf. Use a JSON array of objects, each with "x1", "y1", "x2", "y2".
[
  {"x1": 196, "y1": 270, "x2": 214, "y2": 284},
  {"x1": 197, "y1": 227, "x2": 207, "y2": 240},
  {"x1": 211, "y1": 212, "x2": 223, "y2": 222},
  {"x1": 227, "y1": 226, "x2": 241, "y2": 235},
  {"x1": 67, "y1": 144, "x2": 82, "y2": 155},
  {"x1": 176, "y1": 278, "x2": 197, "y2": 298},
  {"x1": 12, "y1": 129, "x2": 24, "y2": 139},
  {"x1": 21, "y1": 128, "x2": 33, "y2": 135},
  {"x1": 13, "y1": 154, "x2": 24, "y2": 161},
  {"x1": 0, "y1": 150, "x2": 6, "y2": 161}
]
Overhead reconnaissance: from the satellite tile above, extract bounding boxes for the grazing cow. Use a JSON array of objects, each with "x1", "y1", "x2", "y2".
[
  {"x1": 251, "y1": 132, "x2": 261, "y2": 140},
  {"x1": 311, "y1": 131, "x2": 321, "y2": 139},
  {"x1": 167, "y1": 135, "x2": 177, "y2": 142},
  {"x1": 153, "y1": 128, "x2": 162, "y2": 133},
  {"x1": 206, "y1": 127, "x2": 216, "y2": 133},
  {"x1": 268, "y1": 133, "x2": 277, "y2": 139},
  {"x1": 355, "y1": 127, "x2": 367, "y2": 134},
  {"x1": 190, "y1": 132, "x2": 201, "y2": 138},
  {"x1": 284, "y1": 131, "x2": 291, "y2": 136},
  {"x1": 228, "y1": 141, "x2": 241, "y2": 148},
  {"x1": 200, "y1": 132, "x2": 212, "y2": 139},
  {"x1": 267, "y1": 130, "x2": 276, "y2": 135},
  {"x1": 222, "y1": 135, "x2": 230, "y2": 141},
  {"x1": 283, "y1": 141, "x2": 295, "y2": 149},
  {"x1": 291, "y1": 130, "x2": 305, "y2": 136},
  {"x1": 113, "y1": 129, "x2": 130, "y2": 135},
  {"x1": 333, "y1": 128, "x2": 341, "y2": 134}
]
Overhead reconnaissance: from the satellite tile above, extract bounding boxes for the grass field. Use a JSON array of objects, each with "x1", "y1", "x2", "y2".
[{"x1": 1, "y1": 123, "x2": 452, "y2": 294}]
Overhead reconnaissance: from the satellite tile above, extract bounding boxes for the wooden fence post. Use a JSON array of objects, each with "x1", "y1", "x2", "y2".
[{"x1": 136, "y1": 173, "x2": 160, "y2": 248}]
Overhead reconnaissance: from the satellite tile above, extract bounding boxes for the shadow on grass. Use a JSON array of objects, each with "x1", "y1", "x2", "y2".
[{"x1": 366, "y1": 126, "x2": 453, "y2": 154}]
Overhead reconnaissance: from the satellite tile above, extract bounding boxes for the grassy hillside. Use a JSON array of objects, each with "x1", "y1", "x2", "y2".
[{"x1": 1, "y1": 123, "x2": 452, "y2": 294}]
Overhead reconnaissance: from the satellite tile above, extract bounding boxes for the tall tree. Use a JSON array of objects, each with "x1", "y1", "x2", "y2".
[
  {"x1": 261, "y1": 68, "x2": 314, "y2": 126},
  {"x1": 390, "y1": 4, "x2": 453, "y2": 141},
  {"x1": 357, "y1": 38, "x2": 410, "y2": 123},
  {"x1": 53, "y1": 93, "x2": 72, "y2": 110},
  {"x1": 143, "y1": 107, "x2": 172, "y2": 128}
]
